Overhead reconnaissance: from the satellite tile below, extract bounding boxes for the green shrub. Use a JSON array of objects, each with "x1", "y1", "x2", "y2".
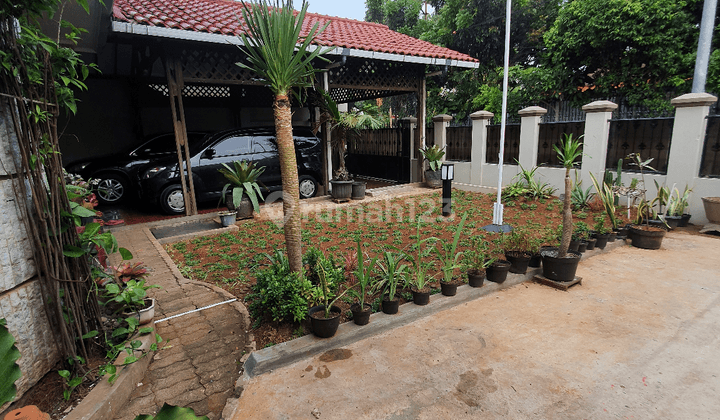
[{"x1": 246, "y1": 250, "x2": 313, "y2": 323}]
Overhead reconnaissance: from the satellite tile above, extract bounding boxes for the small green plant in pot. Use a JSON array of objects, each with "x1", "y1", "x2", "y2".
[
  {"x1": 502, "y1": 228, "x2": 533, "y2": 274},
  {"x1": 462, "y1": 238, "x2": 494, "y2": 288},
  {"x1": 347, "y1": 239, "x2": 378, "y2": 325},
  {"x1": 103, "y1": 278, "x2": 160, "y2": 325},
  {"x1": 419, "y1": 145, "x2": 446, "y2": 188},
  {"x1": 218, "y1": 160, "x2": 266, "y2": 218},
  {"x1": 403, "y1": 221, "x2": 439, "y2": 305},
  {"x1": 308, "y1": 257, "x2": 353, "y2": 338},
  {"x1": 375, "y1": 251, "x2": 409, "y2": 315},
  {"x1": 434, "y1": 213, "x2": 467, "y2": 294}
]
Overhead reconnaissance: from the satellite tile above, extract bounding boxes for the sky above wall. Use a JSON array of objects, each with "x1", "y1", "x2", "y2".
[{"x1": 305, "y1": 0, "x2": 366, "y2": 21}]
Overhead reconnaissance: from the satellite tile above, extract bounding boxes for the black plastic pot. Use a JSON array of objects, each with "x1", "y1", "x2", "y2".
[
  {"x1": 528, "y1": 253, "x2": 542, "y2": 268},
  {"x1": 585, "y1": 237, "x2": 597, "y2": 250},
  {"x1": 382, "y1": 298, "x2": 400, "y2": 314},
  {"x1": 412, "y1": 288, "x2": 431, "y2": 305},
  {"x1": 568, "y1": 240, "x2": 581, "y2": 252},
  {"x1": 678, "y1": 213, "x2": 691, "y2": 227},
  {"x1": 308, "y1": 305, "x2": 342, "y2": 338},
  {"x1": 351, "y1": 181, "x2": 366, "y2": 200},
  {"x1": 486, "y1": 260, "x2": 511, "y2": 283},
  {"x1": 505, "y1": 251, "x2": 531, "y2": 274},
  {"x1": 467, "y1": 269, "x2": 485, "y2": 287},
  {"x1": 330, "y1": 180, "x2": 353, "y2": 200},
  {"x1": 613, "y1": 226, "x2": 628, "y2": 239},
  {"x1": 577, "y1": 241, "x2": 588, "y2": 253},
  {"x1": 608, "y1": 232, "x2": 617, "y2": 242},
  {"x1": 664, "y1": 215, "x2": 682, "y2": 229},
  {"x1": 628, "y1": 225, "x2": 666, "y2": 250},
  {"x1": 441, "y1": 280, "x2": 461, "y2": 295},
  {"x1": 593, "y1": 233, "x2": 610, "y2": 249},
  {"x1": 350, "y1": 303, "x2": 371, "y2": 326},
  {"x1": 540, "y1": 250, "x2": 581, "y2": 282}
]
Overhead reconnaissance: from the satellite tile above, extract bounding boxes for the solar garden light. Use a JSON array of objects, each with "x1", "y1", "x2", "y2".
[{"x1": 441, "y1": 163, "x2": 454, "y2": 217}]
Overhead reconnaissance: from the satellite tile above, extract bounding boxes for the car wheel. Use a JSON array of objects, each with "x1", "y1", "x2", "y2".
[
  {"x1": 298, "y1": 175, "x2": 318, "y2": 199},
  {"x1": 160, "y1": 184, "x2": 185, "y2": 215},
  {"x1": 95, "y1": 174, "x2": 129, "y2": 205}
]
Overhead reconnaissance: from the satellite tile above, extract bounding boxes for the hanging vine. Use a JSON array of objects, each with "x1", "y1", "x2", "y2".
[{"x1": 0, "y1": 0, "x2": 103, "y2": 369}]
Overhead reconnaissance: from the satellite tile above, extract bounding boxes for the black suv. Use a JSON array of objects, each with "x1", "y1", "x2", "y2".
[
  {"x1": 138, "y1": 127, "x2": 323, "y2": 214},
  {"x1": 66, "y1": 132, "x2": 208, "y2": 205}
]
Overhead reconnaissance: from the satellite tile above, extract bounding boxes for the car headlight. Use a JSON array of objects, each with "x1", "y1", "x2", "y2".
[
  {"x1": 68, "y1": 162, "x2": 91, "y2": 173},
  {"x1": 142, "y1": 166, "x2": 167, "y2": 179}
]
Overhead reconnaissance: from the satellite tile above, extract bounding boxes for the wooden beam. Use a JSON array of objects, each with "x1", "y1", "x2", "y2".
[{"x1": 165, "y1": 55, "x2": 198, "y2": 216}]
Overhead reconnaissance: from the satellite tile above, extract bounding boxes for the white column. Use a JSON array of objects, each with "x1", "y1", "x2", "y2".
[
  {"x1": 432, "y1": 114, "x2": 452, "y2": 162},
  {"x1": 401, "y1": 116, "x2": 419, "y2": 182},
  {"x1": 581, "y1": 100, "x2": 618, "y2": 183},
  {"x1": 517, "y1": 106, "x2": 547, "y2": 170},
  {"x1": 667, "y1": 93, "x2": 717, "y2": 184},
  {"x1": 470, "y1": 110, "x2": 493, "y2": 186}
]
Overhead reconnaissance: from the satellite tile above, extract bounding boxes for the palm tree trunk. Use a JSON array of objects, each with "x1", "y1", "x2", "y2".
[
  {"x1": 558, "y1": 168, "x2": 573, "y2": 258},
  {"x1": 274, "y1": 94, "x2": 303, "y2": 273}
]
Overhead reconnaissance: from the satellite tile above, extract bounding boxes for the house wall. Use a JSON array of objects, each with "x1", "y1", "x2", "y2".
[
  {"x1": 0, "y1": 101, "x2": 60, "y2": 403},
  {"x1": 440, "y1": 93, "x2": 720, "y2": 225}
]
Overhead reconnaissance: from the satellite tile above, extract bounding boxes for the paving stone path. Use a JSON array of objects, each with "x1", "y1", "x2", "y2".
[{"x1": 109, "y1": 226, "x2": 252, "y2": 419}]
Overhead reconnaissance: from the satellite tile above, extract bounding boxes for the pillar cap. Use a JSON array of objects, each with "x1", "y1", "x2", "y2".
[
  {"x1": 582, "y1": 100, "x2": 618, "y2": 113},
  {"x1": 518, "y1": 106, "x2": 547, "y2": 117},
  {"x1": 470, "y1": 110, "x2": 494, "y2": 120},
  {"x1": 671, "y1": 92, "x2": 718, "y2": 108},
  {"x1": 432, "y1": 114, "x2": 453, "y2": 122},
  {"x1": 400, "y1": 116, "x2": 417, "y2": 123}
]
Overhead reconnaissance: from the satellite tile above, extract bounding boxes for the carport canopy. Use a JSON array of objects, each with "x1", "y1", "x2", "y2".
[{"x1": 109, "y1": 0, "x2": 479, "y2": 215}]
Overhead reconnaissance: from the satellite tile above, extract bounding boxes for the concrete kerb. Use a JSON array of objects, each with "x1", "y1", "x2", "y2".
[
  {"x1": 241, "y1": 238, "x2": 628, "y2": 379},
  {"x1": 66, "y1": 324, "x2": 157, "y2": 420}
]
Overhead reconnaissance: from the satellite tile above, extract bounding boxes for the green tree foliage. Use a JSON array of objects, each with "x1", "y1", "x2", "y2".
[
  {"x1": 543, "y1": 0, "x2": 699, "y2": 109},
  {"x1": 0, "y1": 319, "x2": 22, "y2": 406}
]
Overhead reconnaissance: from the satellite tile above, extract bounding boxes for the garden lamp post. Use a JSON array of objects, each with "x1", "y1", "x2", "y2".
[{"x1": 441, "y1": 163, "x2": 454, "y2": 217}]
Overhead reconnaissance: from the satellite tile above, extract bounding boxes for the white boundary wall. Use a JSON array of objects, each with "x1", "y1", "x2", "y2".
[{"x1": 439, "y1": 93, "x2": 720, "y2": 225}]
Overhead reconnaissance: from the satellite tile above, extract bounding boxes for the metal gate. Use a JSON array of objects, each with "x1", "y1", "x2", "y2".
[{"x1": 346, "y1": 125, "x2": 411, "y2": 182}]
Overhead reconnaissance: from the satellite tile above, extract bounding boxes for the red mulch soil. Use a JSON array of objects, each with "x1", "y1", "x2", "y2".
[{"x1": 164, "y1": 190, "x2": 633, "y2": 349}]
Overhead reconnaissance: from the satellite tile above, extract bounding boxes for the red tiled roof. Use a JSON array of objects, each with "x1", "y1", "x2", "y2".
[{"x1": 112, "y1": 0, "x2": 478, "y2": 64}]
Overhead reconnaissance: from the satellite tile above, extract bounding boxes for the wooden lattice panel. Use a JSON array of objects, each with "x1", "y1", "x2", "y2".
[
  {"x1": 149, "y1": 84, "x2": 230, "y2": 97},
  {"x1": 329, "y1": 58, "x2": 421, "y2": 99},
  {"x1": 178, "y1": 48, "x2": 261, "y2": 85}
]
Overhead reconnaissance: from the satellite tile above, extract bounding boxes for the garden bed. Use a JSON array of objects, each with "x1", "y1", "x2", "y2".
[{"x1": 165, "y1": 189, "x2": 630, "y2": 349}]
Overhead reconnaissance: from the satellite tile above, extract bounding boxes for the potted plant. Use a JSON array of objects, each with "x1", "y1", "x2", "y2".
[
  {"x1": 434, "y1": 214, "x2": 467, "y2": 294},
  {"x1": 308, "y1": 262, "x2": 352, "y2": 338},
  {"x1": 676, "y1": 185, "x2": 693, "y2": 227},
  {"x1": 314, "y1": 89, "x2": 387, "y2": 200},
  {"x1": 571, "y1": 221, "x2": 590, "y2": 253},
  {"x1": 541, "y1": 134, "x2": 583, "y2": 282},
  {"x1": 405, "y1": 221, "x2": 439, "y2": 305},
  {"x1": 347, "y1": 240, "x2": 377, "y2": 325},
  {"x1": 103, "y1": 278, "x2": 160, "y2": 325},
  {"x1": 219, "y1": 160, "x2": 266, "y2": 219},
  {"x1": 486, "y1": 258, "x2": 511, "y2": 283},
  {"x1": 624, "y1": 153, "x2": 667, "y2": 249},
  {"x1": 462, "y1": 242, "x2": 493, "y2": 288},
  {"x1": 527, "y1": 236, "x2": 544, "y2": 268},
  {"x1": 503, "y1": 229, "x2": 533, "y2": 274},
  {"x1": 591, "y1": 216, "x2": 611, "y2": 249},
  {"x1": 666, "y1": 185, "x2": 693, "y2": 228},
  {"x1": 375, "y1": 251, "x2": 409, "y2": 314},
  {"x1": 419, "y1": 145, "x2": 445, "y2": 189}
]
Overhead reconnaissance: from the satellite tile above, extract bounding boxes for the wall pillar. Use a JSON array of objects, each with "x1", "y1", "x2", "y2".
[
  {"x1": 517, "y1": 106, "x2": 547, "y2": 170},
  {"x1": 470, "y1": 110, "x2": 494, "y2": 186},
  {"x1": 433, "y1": 114, "x2": 452, "y2": 163},
  {"x1": 581, "y1": 100, "x2": 617, "y2": 182},
  {"x1": 667, "y1": 93, "x2": 717, "y2": 186},
  {"x1": 401, "y1": 116, "x2": 418, "y2": 182}
]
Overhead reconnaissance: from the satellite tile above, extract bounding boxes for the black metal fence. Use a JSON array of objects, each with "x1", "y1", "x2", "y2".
[
  {"x1": 446, "y1": 126, "x2": 472, "y2": 161},
  {"x1": 606, "y1": 118, "x2": 674, "y2": 174},
  {"x1": 701, "y1": 115, "x2": 720, "y2": 177},
  {"x1": 486, "y1": 124, "x2": 520, "y2": 164},
  {"x1": 537, "y1": 121, "x2": 586, "y2": 167}
]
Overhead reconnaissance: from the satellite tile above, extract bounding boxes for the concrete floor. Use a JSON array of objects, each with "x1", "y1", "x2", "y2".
[{"x1": 230, "y1": 230, "x2": 720, "y2": 419}]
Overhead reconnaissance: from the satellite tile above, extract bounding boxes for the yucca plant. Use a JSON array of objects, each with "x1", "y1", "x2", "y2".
[
  {"x1": 554, "y1": 133, "x2": 584, "y2": 257},
  {"x1": 219, "y1": 160, "x2": 266, "y2": 213},
  {"x1": 589, "y1": 172, "x2": 619, "y2": 230},
  {"x1": 419, "y1": 145, "x2": 446, "y2": 172},
  {"x1": 237, "y1": 0, "x2": 330, "y2": 273}
]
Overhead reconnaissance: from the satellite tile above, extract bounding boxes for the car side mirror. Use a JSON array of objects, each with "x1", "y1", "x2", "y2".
[{"x1": 203, "y1": 149, "x2": 216, "y2": 159}]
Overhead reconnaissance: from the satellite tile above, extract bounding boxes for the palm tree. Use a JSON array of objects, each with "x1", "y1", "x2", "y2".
[
  {"x1": 554, "y1": 134, "x2": 584, "y2": 258},
  {"x1": 237, "y1": 0, "x2": 329, "y2": 273}
]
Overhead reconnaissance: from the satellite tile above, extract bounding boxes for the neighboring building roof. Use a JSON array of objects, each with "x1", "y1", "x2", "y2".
[{"x1": 111, "y1": 0, "x2": 479, "y2": 68}]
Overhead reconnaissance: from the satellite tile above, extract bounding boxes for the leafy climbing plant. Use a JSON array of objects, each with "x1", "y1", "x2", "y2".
[{"x1": 0, "y1": 318, "x2": 22, "y2": 406}]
